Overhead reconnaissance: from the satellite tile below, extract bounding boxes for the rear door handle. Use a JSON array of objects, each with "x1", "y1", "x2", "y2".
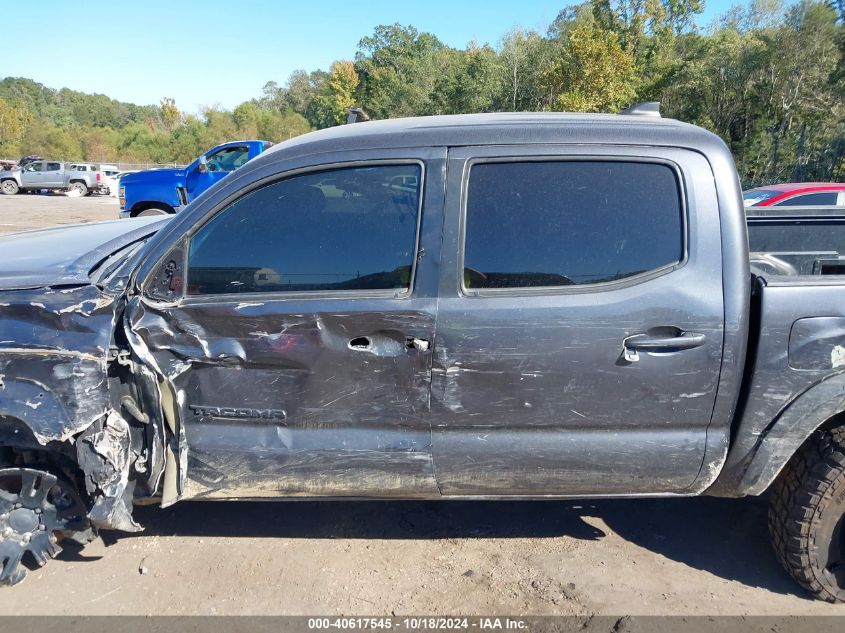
[{"x1": 622, "y1": 330, "x2": 706, "y2": 362}]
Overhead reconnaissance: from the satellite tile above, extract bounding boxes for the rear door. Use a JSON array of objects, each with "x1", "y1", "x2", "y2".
[
  {"x1": 432, "y1": 146, "x2": 726, "y2": 495},
  {"x1": 44, "y1": 162, "x2": 65, "y2": 188},
  {"x1": 42, "y1": 162, "x2": 64, "y2": 188}
]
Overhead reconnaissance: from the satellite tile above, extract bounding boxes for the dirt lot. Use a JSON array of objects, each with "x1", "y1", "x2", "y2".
[
  {"x1": 0, "y1": 193, "x2": 844, "y2": 617},
  {"x1": 0, "y1": 192, "x2": 119, "y2": 235}
]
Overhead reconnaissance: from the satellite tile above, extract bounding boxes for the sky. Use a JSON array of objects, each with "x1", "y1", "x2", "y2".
[{"x1": 1, "y1": 0, "x2": 740, "y2": 113}]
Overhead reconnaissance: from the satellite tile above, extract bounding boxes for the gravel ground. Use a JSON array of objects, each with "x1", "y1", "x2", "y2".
[
  {"x1": 0, "y1": 191, "x2": 119, "y2": 235},
  {"x1": 0, "y1": 193, "x2": 844, "y2": 617}
]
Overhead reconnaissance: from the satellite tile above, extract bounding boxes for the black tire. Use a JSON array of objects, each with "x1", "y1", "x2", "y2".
[
  {"x1": 68, "y1": 181, "x2": 88, "y2": 196},
  {"x1": 0, "y1": 180, "x2": 18, "y2": 195},
  {"x1": 769, "y1": 426, "x2": 845, "y2": 602}
]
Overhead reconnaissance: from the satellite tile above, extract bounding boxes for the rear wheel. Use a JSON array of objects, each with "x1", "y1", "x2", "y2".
[
  {"x1": 0, "y1": 468, "x2": 89, "y2": 586},
  {"x1": 769, "y1": 426, "x2": 845, "y2": 602},
  {"x1": 0, "y1": 180, "x2": 18, "y2": 195},
  {"x1": 68, "y1": 181, "x2": 88, "y2": 196}
]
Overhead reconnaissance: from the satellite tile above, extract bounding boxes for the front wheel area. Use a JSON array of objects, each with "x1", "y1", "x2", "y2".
[
  {"x1": 769, "y1": 426, "x2": 845, "y2": 602},
  {"x1": 0, "y1": 468, "x2": 90, "y2": 585},
  {"x1": 0, "y1": 180, "x2": 19, "y2": 195}
]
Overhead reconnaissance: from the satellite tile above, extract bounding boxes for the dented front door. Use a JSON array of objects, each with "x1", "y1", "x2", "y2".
[{"x1": 129, "y1": 153, "x2": 445, "y2": 500}]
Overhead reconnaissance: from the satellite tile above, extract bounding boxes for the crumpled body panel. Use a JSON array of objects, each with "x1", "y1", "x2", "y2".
[
  {"x1": 0, "y1": 286, "x2": 114, "y2": 444},
  {"x1": 0, "y1": 285, "x2": 140, "y2": 531}
]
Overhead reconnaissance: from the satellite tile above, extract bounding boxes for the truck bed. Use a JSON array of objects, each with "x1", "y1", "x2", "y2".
[{"x1": 714, "y1": 206, "x2": 845, "y2": 495}]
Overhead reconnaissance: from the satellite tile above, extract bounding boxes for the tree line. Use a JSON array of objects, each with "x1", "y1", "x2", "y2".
[{"x1": 1, "y1": 0, "x2": 843, "y2": 185}]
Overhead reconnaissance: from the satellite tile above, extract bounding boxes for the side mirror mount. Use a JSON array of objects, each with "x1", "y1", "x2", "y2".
[{"x1": 198, "y1": 155, "x2": 209, "y2": 174}]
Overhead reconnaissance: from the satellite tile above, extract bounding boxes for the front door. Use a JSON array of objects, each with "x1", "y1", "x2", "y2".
[
  {"x1": 130, "y1": 153, "x2": 445, "y2": 500},
  {"x1": 20, "y1": 162, "x2": 44, "y2": 188},
  {"x1": 431, "y1": 146, "x2": 726, "y2": 496}
]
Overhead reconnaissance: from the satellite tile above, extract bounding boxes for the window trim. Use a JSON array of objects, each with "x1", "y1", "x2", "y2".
[
  {"x1": 458, "y1": 156, "x2": 689, "y2": 297},
  {"x1": 177, "y1": 159, "x2": 427, "y2": 302}
]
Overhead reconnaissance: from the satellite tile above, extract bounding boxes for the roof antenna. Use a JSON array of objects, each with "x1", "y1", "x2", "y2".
[
  {"x1": 620, "y1": 102, "x2": 661, "y2": 118},
  {"x1": 346, "y1": 107, "x2": 370, "y2": 124}
]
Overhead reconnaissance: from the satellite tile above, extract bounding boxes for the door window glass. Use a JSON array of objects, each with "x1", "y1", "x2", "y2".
[
  {"x1": 774, "y1": 192, "x2": 840, "y2": 206},
  {"x1": 187, "y1": 164, "x2": 422, "y2": 295},
  {"x1": 463, "y1": 161, "x2": 684, "y2": 289},
  {"x1": 206, "y1": 147, "x2": 250, "y2": 173}
]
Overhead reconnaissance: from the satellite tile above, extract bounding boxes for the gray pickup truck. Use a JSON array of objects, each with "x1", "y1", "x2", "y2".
[
  {"x1": 1, "y1": 108, "x2": 845, "y2": 602},
  {"x1": 0, "y1": 160, "x2": 101, "y2": 196}
]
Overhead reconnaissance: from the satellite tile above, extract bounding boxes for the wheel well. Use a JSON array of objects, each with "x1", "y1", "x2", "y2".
[
  {"x1": 131, "y1": 202, "x2": 175, "y2": 217},
  {"x1": 769, "y1": 410, "x2": 845, "y2": 489},
  {"x1": 0, "y1": 417, "x2": 75, "y2": 461},
  {"x1": 789, "y1": 410, "x2": 845, "y2": 459},
  {"x1": 0, "y1": 417, "x2": 88, "y2": 500}
]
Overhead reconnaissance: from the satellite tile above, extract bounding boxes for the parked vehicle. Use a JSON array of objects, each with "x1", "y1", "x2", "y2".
[
  {"x1": 0, "y1": 160, "x2": 101, "y2": 196},
  {"x1": 744, "y1": 182, "x2": 845, "y2": 207},
  {"x1": 4, "y1": 109, "x2": 845, "y2": 602},
  {"x1": 119, "y1": 140, "x2": 271, "y2": 217},
  {"x1": 102, "y1": 169, "x2": 136, "y2": 198},
  {"x1": 68, "y1": 164, "x2": 105, "y2": 195}
]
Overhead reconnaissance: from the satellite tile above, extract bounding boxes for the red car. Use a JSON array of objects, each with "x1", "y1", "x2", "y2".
[{"x1": 744, "y1": 182, "x2": 845, "y2": 207}]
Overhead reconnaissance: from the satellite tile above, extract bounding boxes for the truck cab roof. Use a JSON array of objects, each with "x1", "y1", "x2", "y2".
[{"x1": 259, "y1": 112, "x2": 728, "y2": 161}]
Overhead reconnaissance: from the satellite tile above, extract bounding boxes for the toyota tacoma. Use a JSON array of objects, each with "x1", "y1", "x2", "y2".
[{"x1": 2, "y1": 107, "x2": 845, "y2": 601}]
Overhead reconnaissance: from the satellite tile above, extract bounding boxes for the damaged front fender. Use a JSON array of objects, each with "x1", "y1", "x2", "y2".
[
  {"x1": 0, "y1": 285, "x2": 146, "y2": 532},
  {"x1": 77, "y1": 411, "x2": 141, "y2": 532}
]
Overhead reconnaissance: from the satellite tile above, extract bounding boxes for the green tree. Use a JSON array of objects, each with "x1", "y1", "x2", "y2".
[
  {"x1": 424, "y1": 45, "x2": 506, "y2": 115},
  {"x1": 256, "y1": 109, "x2": 311, "y2": 142},
  {"x1": 233, "y1": 101, "x2": 261, "y2": 137},
  {"x1": 20, "y1": 123, "x2": 83, "y2": 160},
  {"x1": 498, "y1": 28, "x2": 554, "y2": 111},
  {"x1": 355, "y1": 24, "x2": 448, "y2": 118},
  {"x1": 0, "y1": 96, "x2": 32, "y2": 157},
  {"x1": 542, "y1": 25, "x2": 637, "y2": 112},
  {"x1": 160, "y1": 97, "x2": 181, "y2": 131},
  {"x1": 313, "y1": 60, "x2": 360, "y2": 126},
  {"x1": 79, "y1": 126, "x2": 120, "y2": 161}
]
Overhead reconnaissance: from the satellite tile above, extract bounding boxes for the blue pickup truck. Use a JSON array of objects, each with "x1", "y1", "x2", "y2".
[{"x1": 119, "y1": 140, "x2": 271, "y2": 218}]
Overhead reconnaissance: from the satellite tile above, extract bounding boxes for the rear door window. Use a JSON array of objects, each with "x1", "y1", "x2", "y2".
[{"x1": 462, "y1": 160, "x2": 684, "y2": 290}]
